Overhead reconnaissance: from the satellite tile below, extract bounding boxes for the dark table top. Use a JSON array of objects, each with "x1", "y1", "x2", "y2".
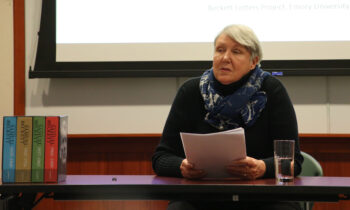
[{"x1": 1, "y1": 175, "x2": 350, "y2": 202}]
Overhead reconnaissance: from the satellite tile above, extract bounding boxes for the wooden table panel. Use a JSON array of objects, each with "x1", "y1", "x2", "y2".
[{"x1": 29, "y1": 134, "x2": 350, "y2": 210}]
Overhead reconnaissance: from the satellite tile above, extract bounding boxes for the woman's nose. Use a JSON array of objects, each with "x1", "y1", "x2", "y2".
[{"x1": 223, "y1": 51, "x2": 231, "y2": 61}]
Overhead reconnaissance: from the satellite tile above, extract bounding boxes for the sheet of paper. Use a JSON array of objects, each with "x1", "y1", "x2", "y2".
[{"x1": 180, "y1": 127, "x2": 246, "y2": 178}]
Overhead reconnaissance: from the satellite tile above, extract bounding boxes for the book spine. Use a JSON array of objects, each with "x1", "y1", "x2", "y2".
[
  {"x1": 2, "y1": 116, "x2": 17, "y2": 183},
  {"x1": 31, "y1": 116, "x2": 46, "y2": 182},
  {"x1": 44, "y1": 116, "x2": 59, "y2": 182},
  {"x1": 57, "y1": 116, "x2": 68, "y2": 182},
  {"x1": 15, "y1": 116, "x2": 33, "y2": 182}
]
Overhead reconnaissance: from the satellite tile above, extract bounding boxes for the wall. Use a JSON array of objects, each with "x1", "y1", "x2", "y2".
[
  {"x1": 280, "y1": 76, "x2": 350, "y2": 133},
  {"x1": 0, "y1": 0, "x2": 14, "y2": 178},
  {"x1": 25, "y1": 1, "x2": 350, "y2": 135}
]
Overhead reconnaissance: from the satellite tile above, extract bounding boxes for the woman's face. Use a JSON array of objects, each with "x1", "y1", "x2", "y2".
[{"x1": 213, "y1": 34, "x2": 258, "y2": 85}]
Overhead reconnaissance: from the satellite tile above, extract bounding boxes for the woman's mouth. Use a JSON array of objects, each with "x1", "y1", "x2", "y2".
[{"x1": 220, "y1": 67, "x2": 231, "y2": 72}]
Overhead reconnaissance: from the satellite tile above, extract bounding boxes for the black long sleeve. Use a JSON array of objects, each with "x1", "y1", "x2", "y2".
[{"x1": 152, "y1": 75, "x2": 303, "y2": 178}]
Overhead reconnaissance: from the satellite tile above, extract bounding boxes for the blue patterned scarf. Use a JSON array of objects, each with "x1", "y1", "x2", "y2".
[{"x1": 199, "y1": 66, "x2": 270, "y2": 130}]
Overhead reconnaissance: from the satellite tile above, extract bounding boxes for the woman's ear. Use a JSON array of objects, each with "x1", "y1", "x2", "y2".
[{"x1": 250, "y1": 56, "x2": 259, "y2": 69}]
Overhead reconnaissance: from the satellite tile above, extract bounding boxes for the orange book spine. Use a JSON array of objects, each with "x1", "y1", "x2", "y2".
[{"x1": 44, "y1": 116, "x2": 59, "y2": 182}]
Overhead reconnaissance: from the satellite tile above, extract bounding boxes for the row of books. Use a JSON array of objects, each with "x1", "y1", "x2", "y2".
[{"x1": 2, "y1": 116, "x2": 68, "y2": 183}]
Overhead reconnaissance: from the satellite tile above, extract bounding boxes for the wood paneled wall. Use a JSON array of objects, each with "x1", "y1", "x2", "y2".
[
  {"x1": 32, "y1": 134, "x2": 350, "y2": 210},
  {"x1": 34, "y1": 135, "x2": 168, "y2": 210},
  {"x1": 13, "y1": 0, "x2": 25, "y2": 116},
  {"x1": 300, "y1": 134, "x2": 350, "y2": 210}
]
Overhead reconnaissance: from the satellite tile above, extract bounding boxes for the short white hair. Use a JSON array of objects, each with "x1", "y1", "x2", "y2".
[{"x1": 215, "y1": 24, "x2": 262, "y2": 65}]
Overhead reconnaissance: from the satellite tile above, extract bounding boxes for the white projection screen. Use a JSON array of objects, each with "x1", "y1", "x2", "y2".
[{"x1": 30, "y1": 0, "x2": 350, "y2": 78}]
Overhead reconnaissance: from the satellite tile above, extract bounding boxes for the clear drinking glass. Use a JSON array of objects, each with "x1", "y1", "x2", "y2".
[{"x1": 274, "y1": 140, "x2": 295, "y2": 183}]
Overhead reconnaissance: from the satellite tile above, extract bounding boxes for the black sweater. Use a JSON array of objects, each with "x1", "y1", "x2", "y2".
[{"x1": 152, "y1": 74, "x2": 303, "y2": 178}]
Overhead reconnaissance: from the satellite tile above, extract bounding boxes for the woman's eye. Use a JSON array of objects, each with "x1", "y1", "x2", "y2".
[
  {"x1": 216, "y1": 48, "x2": 225, "y2": 53},
  {"x1": 232, "y1": 49, "x2": 241, "y2": 54}
]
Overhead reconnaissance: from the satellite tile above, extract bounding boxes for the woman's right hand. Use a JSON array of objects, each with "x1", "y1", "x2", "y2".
[{"x1": 180, "y1": 159, "x2": 207, "y2": 179}]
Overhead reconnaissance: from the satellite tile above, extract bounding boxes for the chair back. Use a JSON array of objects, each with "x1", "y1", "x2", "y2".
[
  {"x1": 299, "y1": 151, "x2": 323, "y2": 210},
  {"x1": 300, "y1": 151, "x2": 323, "y2": 176}
]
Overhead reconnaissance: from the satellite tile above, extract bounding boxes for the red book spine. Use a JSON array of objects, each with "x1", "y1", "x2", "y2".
[{"x1": 44, "y1": 116, "x2": 59, "y2": 182}]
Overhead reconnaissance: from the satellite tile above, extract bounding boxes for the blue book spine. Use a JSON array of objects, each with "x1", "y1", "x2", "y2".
[{"x1": 2, "y1": 116, "x2": 17, "y2": 183}]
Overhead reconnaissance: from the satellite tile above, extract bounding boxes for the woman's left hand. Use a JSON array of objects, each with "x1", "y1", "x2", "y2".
[{"x1": 226, "y1": 156, "x2": 266, "y2": 180}]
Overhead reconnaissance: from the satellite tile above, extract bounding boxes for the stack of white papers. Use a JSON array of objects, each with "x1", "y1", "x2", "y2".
[{"x1": 180, "y1": 127, "x2": 246, "y2": 178}]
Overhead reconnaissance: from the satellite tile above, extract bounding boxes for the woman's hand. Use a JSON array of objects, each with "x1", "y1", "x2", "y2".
[
  {"x1": 226, "y1": 156, "x2": 266, "y2": 180},
  {"x1": 180, "y1": 159, "x2": 207, "y2": 179}
]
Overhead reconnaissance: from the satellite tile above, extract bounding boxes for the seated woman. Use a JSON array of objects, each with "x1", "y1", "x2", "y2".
[{"x1": 152, "y1": 24, "x2": 303, "y2": 210}]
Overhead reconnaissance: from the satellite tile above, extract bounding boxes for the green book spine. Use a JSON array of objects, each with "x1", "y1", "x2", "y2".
[
  {"x1": 15, "y1": 116, "x2": 33, "y2": 182},
  {"x1": 31, "y1": 116, "x2": 45, "y2": 182}
]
